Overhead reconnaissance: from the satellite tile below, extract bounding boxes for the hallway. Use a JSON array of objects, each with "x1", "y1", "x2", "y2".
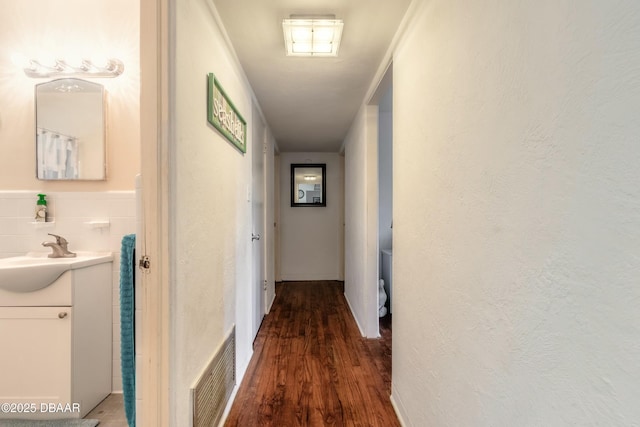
[
  {"x1": 134, "y1": 0, "x2": 640, "y2": 424},
  {"x1": 225, "y1": 281, "x2": 398, "y2": 426}
]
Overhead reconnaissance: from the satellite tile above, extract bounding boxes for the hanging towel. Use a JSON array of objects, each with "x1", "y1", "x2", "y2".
[
  {"x1": 36, "y1": 129, "x2": 80, "y2": 179},
  {"x1": 120, "y1": 234, "x2": 136, "y2": 427}
]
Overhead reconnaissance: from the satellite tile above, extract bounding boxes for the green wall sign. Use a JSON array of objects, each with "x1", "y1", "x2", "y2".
[{"x1": 207, "y1": 73, "x2": 247, "y2": 153}]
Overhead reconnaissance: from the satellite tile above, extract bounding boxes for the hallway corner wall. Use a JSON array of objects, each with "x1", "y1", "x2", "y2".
[
  {"x1": 391, "y1": 1, "x2": 640, "y2": 425},
  {"x1": 343, "y1": 104, "x2": 380, "y2": 338}
]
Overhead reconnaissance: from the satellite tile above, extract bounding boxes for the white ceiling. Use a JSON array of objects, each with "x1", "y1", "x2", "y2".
[{"x1": 211, "y1": 0, "x2": 412, "y2": 152}]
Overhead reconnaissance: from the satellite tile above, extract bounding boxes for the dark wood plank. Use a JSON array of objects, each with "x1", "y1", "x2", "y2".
[{"x1": 225, "y1": 281, "x2": 399, "y2": 427}]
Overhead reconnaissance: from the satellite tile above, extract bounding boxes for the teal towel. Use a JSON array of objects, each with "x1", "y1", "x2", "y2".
[{"x1": 120, "y1": 234, "x2": 136, "y2": 427}]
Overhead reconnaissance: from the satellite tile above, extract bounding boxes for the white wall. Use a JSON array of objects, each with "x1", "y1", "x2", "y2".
[
  {"x1": 343, "y1": 106, "x2": 380, "y2": 338},
  {"x1": 171, "y1": 0, "x2": 274, "y2": 423},
  {"x1": 264, "y1": 136, "x2": 277, "y2": 310},
  {"x1": 391, "y1": 1, "x2": 640, "y2": 425},
  {"x1": 378, "y1": 85, "x2": 393, "y2": 252},
  {"x1": 0, "y1": 191, "x2": 136, "y2": 393},
  {"x1": 279, "y1": 152, "x2": 343, "y2": 281},
  {"x1": 274, "y1": 154, "x2": 281, "y2": 281}
]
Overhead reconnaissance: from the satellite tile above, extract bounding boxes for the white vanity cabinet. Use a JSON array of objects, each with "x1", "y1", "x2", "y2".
[
  {"x1": 0, "y1": 257, "x2": 112, "y2": 420},
  {"x1": 0, "y1": 307, "x2": 73, "y2": 407}
]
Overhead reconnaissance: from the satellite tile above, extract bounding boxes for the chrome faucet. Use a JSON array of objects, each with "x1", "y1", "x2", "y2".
[{"x1": 42, "y1": 233, "x2": 77, "y2": 258}]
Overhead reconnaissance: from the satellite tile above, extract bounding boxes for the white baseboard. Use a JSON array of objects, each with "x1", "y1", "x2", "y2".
[
  {"x1": 391, "y1": 384, "x2": 410, "y2": 427},
  {"x1": 343, "y1": 291, "x2": 366, "y2": 337}
]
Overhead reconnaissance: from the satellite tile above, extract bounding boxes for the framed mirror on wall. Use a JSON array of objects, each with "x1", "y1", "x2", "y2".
[
  {"x1": 291, "y1": 163, "x2": 326, "y2": 207},
  {"x1": 35, "y1": 78, "x2": 106, "y2": 180}
]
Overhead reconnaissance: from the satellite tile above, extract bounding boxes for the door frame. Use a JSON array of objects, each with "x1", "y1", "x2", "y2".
[
  {"x1": 139, "y1": 0, "x2": 171, "y2": 424},
  {"x1": 251, "y1": 104, "x2": 267, "y2": 339},
  {"x1": 364, "y1": 61, "x2": 394, "y2": 337}
]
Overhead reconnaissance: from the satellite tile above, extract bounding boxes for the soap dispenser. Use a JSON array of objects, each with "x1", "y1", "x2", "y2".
[{"x1": 35, "y1": 193, "x2": 48, "y2": 222}]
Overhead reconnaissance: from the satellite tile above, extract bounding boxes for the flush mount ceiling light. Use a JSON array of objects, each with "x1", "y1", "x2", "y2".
[
  {"x1": 282, "y1": 16, "x2": 344, "y2": 57},
  {"x1": 22, "y1": 58, "x2": 124, "y2": 78}
]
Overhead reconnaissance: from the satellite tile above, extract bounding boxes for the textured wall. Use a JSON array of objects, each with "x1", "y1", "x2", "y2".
[
  {"x1": 392, "y1": 1, "x2": 640, "y2": 425},
  {"x1": 172, "y1": 0, "x2": 265, "y2": 423}
]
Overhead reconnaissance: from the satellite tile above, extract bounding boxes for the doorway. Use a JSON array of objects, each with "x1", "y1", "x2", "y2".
[
  {"x1": 369, "y1": 63, "x2": 393, "y2": 339},
  {"x1": 378, "y1": 82, "x2": 393, "y2": 320}
]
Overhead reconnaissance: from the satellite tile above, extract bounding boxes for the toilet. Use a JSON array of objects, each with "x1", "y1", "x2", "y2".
[{"x1": 378, "y1": 279, "x2": 387, "y2": 317}]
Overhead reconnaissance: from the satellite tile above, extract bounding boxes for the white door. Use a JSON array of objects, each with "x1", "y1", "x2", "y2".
[{"x1": 251, "y1": 105, "x2": 266, "y2": 339}]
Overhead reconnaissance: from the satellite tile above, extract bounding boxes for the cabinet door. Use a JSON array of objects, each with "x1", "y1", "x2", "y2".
[{"x1": 0, "y1": 307, "x2": 72, "y2": 408}]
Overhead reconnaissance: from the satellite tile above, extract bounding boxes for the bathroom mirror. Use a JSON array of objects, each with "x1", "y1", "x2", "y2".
[
  {"x1": 291, "y1": 163, "x2": 326, "y2": 207},
  {"x1": 35, "y1": 78, "x2": 106, "y2": 180}
]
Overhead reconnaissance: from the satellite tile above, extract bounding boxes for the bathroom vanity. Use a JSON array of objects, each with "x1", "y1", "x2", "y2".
[{"x1": 0, "y1": 253, "x2": 113, "y2": 419}]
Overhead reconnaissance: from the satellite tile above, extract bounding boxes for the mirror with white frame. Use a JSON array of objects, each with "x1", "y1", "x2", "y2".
[
  {"x1": 35, "y1": 78, "x2": 106, "y2": 180},
  {"x1": 291, "y1": 163, "x2": 326, "y2": 207}
]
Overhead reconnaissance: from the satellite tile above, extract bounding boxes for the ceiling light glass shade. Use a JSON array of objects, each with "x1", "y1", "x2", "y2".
[{"x1": 283, "y1": 18, "x2": 343, "y2": 57}]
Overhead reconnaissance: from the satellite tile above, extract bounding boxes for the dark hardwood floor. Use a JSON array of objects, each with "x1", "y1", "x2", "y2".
[{"x1": 225, "y1": 281, "x2": 398, "y2": 427}]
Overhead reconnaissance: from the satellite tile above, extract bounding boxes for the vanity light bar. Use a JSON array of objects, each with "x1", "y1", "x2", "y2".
[{"x1": 23, "y1": 58, "x2": 124, "y2": 78}]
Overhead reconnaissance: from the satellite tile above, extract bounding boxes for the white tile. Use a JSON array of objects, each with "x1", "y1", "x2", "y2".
[
  {"x1": 105, "y1": 191, "x2": 135, "y2": 199},
  {"x1": 0, "y1": 198, "x2": 20, "y2": 217},
  {"x1": 110, "y1": 218, "x2": 136, "y2": 239},
  {"x1": 113, "y1": 282, "x2": 121, "y2": 305},
  {"x1": 112, "y1": 375, "x2": 123, "y2": 393},
  {"x1": 0, "y1": 218, "x2": 30, "y2": 234},
  {"x1": 0, "y1": 235, "x2": 31, "y2": 254},
  {"x1": 113, "y1": 320, "x2": 121, "y2": 336},
  {"x1": 113, "y1": 303, "x2": 122, "y2": 321},
  {"x1": 57, "y1": 196, "x2": 110, "y2": 218},
  {"x1": 113, "y1": 336, "x2": 122, "y2": 356},
  {"x1": 17, "y1": 196, "x2": 40, "y2": 218},
  {"x1": 108, "y1": 198, "x2": 136, "y2": 217},
  {"x1": 112, "y1": 253, "x2": 123, "y2": 271},
  {"x1": 0, "y1": 252, "x2": 23, "y2": 258}
]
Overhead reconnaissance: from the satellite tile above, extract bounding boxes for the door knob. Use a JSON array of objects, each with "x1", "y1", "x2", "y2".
[
  {"x1": 251, "y1": 233, "x2": 260, "y2": 241},
  {"x1": 58, "y1": 312, "x2": 68, "y2": 319}
]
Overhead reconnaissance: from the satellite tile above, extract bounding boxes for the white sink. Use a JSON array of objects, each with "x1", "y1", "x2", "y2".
[{"x1": 0, "y1": 252, "x2": 113, "y2": 293}]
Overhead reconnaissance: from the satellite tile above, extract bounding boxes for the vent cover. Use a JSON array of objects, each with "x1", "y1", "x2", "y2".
[{"x1": 191, "y1": 326, "x2": 236, "y2": 427}]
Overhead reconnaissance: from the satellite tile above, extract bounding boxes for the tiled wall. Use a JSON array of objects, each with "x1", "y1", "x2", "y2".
[{"x1": 0, "y1": 190, "x2": 136, "y2": 392}]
